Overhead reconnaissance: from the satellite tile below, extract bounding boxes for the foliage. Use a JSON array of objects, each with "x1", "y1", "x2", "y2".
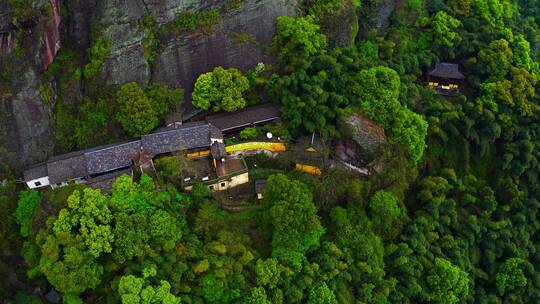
[
  {"x1": 273, "y1": 16, "x2": 328, "y2": 64},
  {"x1": 116, "y1": 82, "x2": 159, "y2": 137},
  {"x1": 192, "y1": 67, "x2": 249, "y2": 112},
  {"x1": 262, "y1": 174, "x2": 324, "y2": 267},
  {"x1": 74, "y1": 98, "x2": 111, "y2": 148},
  {"x1": 145, "y1": 84, "x2": 184, "y2": 117},
  {"x1": 84, "y1": 35, "x2": 110, "y2": 79},
  {"x1": 15, "y1": 190, "x2": 40, "y2": 237},
  {"x1": 308, "y1": 283, "x2": 337, "y2": 304},
  {"x1": 239, "y1": 127, "x2": 259, "y2": 140},
  {"x1": 426, "y1": 258, "x2": 470, "y2": 304},
  {"x1": 159, "y1": 10, "x2": 220, "y2": 33},
  {"x1": 369, "y1": 190, "x2": 401, "y2": 236},
  {"x1": 118, "y1": 274, "x2": 180, "y2": 304},
  {"x1": 353, "y1": 66, "x2": 428, "y2": 162},
  {"x1": 496, "y1": 258, "x2": 527, "y2": 295}
]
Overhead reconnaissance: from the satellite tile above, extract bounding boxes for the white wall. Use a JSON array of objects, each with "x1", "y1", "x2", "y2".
[{"x1": 26, "y1": 176, "x2": 50, "y2": 189}]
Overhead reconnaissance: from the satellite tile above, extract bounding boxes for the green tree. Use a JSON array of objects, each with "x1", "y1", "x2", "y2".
[
  {"x1": 74, "y1": 98, "x2": 110, "y2": 148},
  {"x1": 353, "y1": 66, "x2": 428, "y2": 162},
  {"x1": 39, "y1": 188, "x2": 112, "y2": 293},
  {"x1": 245, "y1": 287, "x2": 271, "y2": 304},
  {"x1": 430, "y1": 11, "x2": 462, "y2": 48},
  {"x1": 369, "y1": 190, "x2": 401, "y2": 235},
  {"x1": 273, "y1": 16, "x2": 327, "y2": 63},
  {"x1": 150, "y1": 209, "x2": 184, "y2": 250},
  {"x1": 118, "y1": 274, "x2": 180, "y2": 304},
  {"x1": 146, "y1": 83, "x2": 184, "y2": 118},
  {"x1": 255, "y1": 258, "x2": 283, "y2": 288},
  {"x1": 496, "y1": 258, "x2": 527, "y2": 295},
  {"x1": 262, "y1": 174, "x2": 324, "y2": 262},
  {"x1": 426, "y1": 258, "x2": 470, "y2": 304},
  {"x1": 15, "y1": 190, "x2": 40, "y2": 237},
  {"x1": 477, "y1": 39, "x2": 513, "y2": 80},
  {"x1": 239, "y1": 127, "x2": 259, "y2": 140},
  {"x1": 308, "y1": 283, "x2": 337, "y2": 304},
  {"x1": 192, "y1": 67, "x2": 249, "y2": 112},
  {"x1": 116, "y1": 82, "x2": 159, "y2": 137}
]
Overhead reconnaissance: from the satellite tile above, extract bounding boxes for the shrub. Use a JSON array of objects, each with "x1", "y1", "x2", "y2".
[
  {"x1": 84, "y1": 35, "x2": 111, "y2": 79},
  {"x1": 239, "y1": 127, "x2": 259, "y2": 140},
  {"x1": 116, "y1": 82, "x2": 159, "y2": 137}
]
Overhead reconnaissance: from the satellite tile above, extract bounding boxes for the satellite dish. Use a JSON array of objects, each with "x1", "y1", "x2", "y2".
[{"x1": 266, "y1": 132, "x2": 273, "y2": 139}]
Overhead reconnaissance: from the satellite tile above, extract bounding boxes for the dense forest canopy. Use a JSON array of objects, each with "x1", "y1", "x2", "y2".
[{"x1": 1, "y1": 0, "x2": 540, "y2": 303}]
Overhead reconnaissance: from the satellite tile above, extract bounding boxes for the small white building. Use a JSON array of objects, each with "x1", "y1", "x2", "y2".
[{"x1": 23, "y1": 164, "x2": 50, "y2": 189}]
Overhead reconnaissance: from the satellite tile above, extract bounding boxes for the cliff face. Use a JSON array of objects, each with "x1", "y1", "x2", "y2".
[
  {"x1": 95, "y1": 0, "x2": 297, "y2": 98},
  {"x1": 0, "y1": 0, "x2": 297, "y2": 170},
  {"x1": 0, "y1": 0, "x2": 60, "y2": 170}
]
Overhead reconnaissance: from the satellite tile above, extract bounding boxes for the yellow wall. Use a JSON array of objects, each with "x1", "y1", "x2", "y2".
[
  {"x1": 226, "y1": 142, "x2": 286, "y2": 153},
  {"x1": 186, "y1": 150, "x2": 211, "y2": 159},
  {"x1": 186, "y1": 142, "x2": 286, "y2": 159},
  {"x1": 295, "y1": 163, "x2": 322, "y2": 175}
]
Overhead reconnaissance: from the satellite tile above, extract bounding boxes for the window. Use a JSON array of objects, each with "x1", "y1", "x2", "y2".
[
  {"x1": 221, "y1": 183, "x2": 226, "y2": 187},
  {"x1": 34, "y1": 181, "x2": 41, "y2": 187},
  {"x1": 209, "y1": 185, "x2": 214, "y2": 190}
]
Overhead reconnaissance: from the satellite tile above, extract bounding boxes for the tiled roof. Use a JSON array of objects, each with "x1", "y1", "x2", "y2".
[
  {"x1": 165, "y1": 112, "x2": 183, "y2": 126},
  {"x1": 47, "y1": 151, "x2": 88, "y2": 184},
  {"x1": 206, "y1": 103, "x2": 281, "y2": 132},
  {"x1": 142, "y1": 121, "x2": 211, "y2": 155},
  {"x1": 209, "y1": 123, "x2": 223, "y2": 140},
  {"x1": 211, "y1": 142, "x2": 226, "y2": 160},
  {"x1": 255, "y1": 180, "x2": 267, "y2": 193},
  {"x1": 85, "y1": 140, "x2": 142, "y2": 175},
  {"x1": 429, "y1": 63, "x2": 465, "y2": 79},
  {"x1": 23, "y1": 163, "x2": 48, "y2": 181},
  {"x1": 86, "y1": 169, "x2": 132, "y2": 193}
]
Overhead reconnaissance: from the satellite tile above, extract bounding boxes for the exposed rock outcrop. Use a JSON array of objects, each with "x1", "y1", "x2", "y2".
[
  {"x1": 338, "y1": 111, "x2": 386, "y2": 161},
  {"x1": 95, "y1": 0, "x2": 297, "y2": 107},
  {"x1": 0, "y1": 1, "x2": 58, "y2": 169},
  {"x1": 318, "y1": 0, "x2": 359, "y2": 48},
  {"x1": 375, "y1": 0, "x2": 397, "y2": 32},
  {"x1": 0, "y1": 68, "x2": 53, "y2": 168}
]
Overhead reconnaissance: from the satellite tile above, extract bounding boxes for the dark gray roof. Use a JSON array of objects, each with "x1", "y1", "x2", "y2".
[
  {"x1": 255, "y1": 180, "x2": 267, "y2": 193},
  {"x1": 86, "y1": 169, "x2": 132, "y2": 193},
  {"x1": 429, "y1": 63, "x2": 466, "y2": 79},
  {"x1": 23, "y1": 163, "x2": 48, "y2": 181},
  {"x1": 47, "y1": 151, "x2": 88, "y2": 184},
  {"x1": 165, "y1": 113, "x2": 183, "y2": 126},
  {"x1": 206, "y1": 103, "x2": 281, "y2": 132},
  {"x1": 85, "y1": 140, "x2": 142, "y2": 175},
  {"x1": 211, "y1": 142, "x2": 227, "y2": 160},
  {"x1": 209, "y1": 123, "x2": 223, "y2": 140},
  {"x1": 142, "y1": 121, "x2": 211, "y2": 155},
  {"x1": 45, "y1": 289, "x2": 61, "y2": 304}
]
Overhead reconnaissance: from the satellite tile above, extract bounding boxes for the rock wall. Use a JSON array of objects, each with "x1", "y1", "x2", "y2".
[
  {"x1": 41, "y1": 0, "x2": 62, "y2": 69},
  {"x1": 375, "y1": 0, "x2": 397, "y2": 32},
  {"x1": 95, "y1": 0, "x2": 297, "y2": 110},
  {"x1": 0, "y1": 68, "x2": 53, "y2": 170},
  {"x1": 338, "y1": 111, "x2": 386, "y2": 159},
  {"x1": 0, "y1": 2, "x2": 55, "y2": 170}
]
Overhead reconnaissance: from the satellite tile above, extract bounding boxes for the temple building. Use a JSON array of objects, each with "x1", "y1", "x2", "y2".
[
  {"x1": 23, "y1": 103, "x2": 280, "y2": 193},
  {"x1": 427, "y1": 62, "x2": 466, "y2": 95}
]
